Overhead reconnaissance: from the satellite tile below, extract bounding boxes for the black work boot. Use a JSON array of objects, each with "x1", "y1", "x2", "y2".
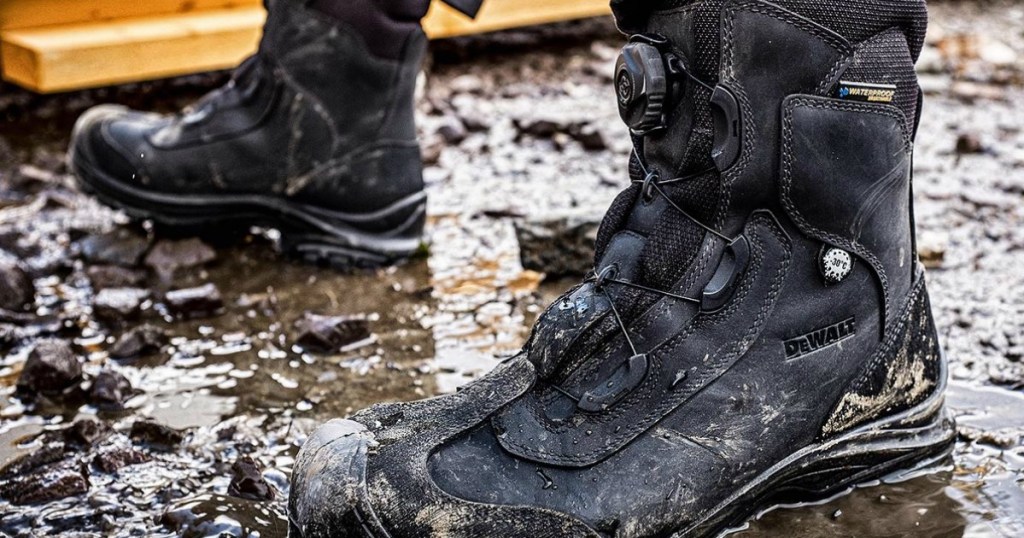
[
  {"x1": 288, "y1": 0, "x2": 954, "y2": 536},
  {"x1": 69, "y1": 0, "x2": 430, "y2": 268}
]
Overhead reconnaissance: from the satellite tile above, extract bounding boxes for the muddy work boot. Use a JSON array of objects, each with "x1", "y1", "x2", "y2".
[
  {"x1": 69, "y1": 0, "x2": 431, "y2": 268},
  {"x1": 289, "y1": 0, "x2": 954, "y2": 535}
]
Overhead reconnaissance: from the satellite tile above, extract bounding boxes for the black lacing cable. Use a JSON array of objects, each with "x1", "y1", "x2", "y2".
[{"x1": 548, "y1": 151, "x2": 737, "y2": 405}]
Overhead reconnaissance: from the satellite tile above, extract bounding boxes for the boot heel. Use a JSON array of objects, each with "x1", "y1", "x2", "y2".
[
  {"x1": 281, "y1": 232, "x2": 419, "y2": 270},
  {"x1": 776, "y1": 368, "x2": 956, "y2": 501},
  {"x1": 277, "y1": 196, "x2": 427, "y2": 270}
]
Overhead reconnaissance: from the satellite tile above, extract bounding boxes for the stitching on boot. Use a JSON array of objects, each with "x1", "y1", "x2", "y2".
[{"x1": 779, "y1": 96, "x2": 911, "y2": 328}]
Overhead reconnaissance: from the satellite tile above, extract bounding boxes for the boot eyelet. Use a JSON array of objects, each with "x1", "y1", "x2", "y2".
[
  {"x1": 594, "y1": 264, "x2": 619, "y2": 289},
  {"x1": 641, "y1": 170, "x2": 659, "y2": 203}
]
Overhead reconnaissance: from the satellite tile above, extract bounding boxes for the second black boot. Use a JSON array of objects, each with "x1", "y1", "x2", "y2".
[
  {"x1": 288, "y1": 0, "x2": 955, "y2": 536},
  {"x1": 69, "y1": 0, "x2": 430, "y2": 268}
]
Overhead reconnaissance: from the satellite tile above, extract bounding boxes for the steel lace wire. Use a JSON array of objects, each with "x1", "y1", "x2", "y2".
[
  {"x1": 547, "y1": 63, "x2": 736, "y2": 403},
  {"x1": 548, "y1": 154, "x2": 728, "y2": 402}
]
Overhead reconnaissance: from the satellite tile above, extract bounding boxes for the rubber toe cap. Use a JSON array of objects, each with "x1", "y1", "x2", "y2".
[
  {"x1": 69, "y1": 105, "x2": 160, "y2": 184},
  {"x1": 289, "y1": 419, "x2": 385, "y2": 538}
]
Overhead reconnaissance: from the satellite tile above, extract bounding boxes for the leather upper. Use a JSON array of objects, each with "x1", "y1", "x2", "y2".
[{"x1": 73, "y1": 0, "x2": 426, "y2": 215}]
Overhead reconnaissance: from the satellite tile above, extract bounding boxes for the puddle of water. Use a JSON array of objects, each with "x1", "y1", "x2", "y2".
[{"x1": 1, "y1": 13, "x2": 1023, "y2": 537}]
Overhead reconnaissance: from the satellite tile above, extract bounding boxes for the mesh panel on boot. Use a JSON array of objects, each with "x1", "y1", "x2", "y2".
[
  {"x1": 601, "y1": 0, "x2": 927, "y2": 312},
  {"x1": 638, "y1": 173, "x2": 719, "y2": 289},
  {"x1": 640, "y1": 203, "x2": 704, "y2": 290},
  {"x1": 595, "y1": 184, "x2": 642, "y2": 264}
]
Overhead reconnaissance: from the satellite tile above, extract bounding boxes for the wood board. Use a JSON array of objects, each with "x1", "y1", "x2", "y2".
[{"x1": 0, "y1": 0, "x2": 612, "y2": 93}]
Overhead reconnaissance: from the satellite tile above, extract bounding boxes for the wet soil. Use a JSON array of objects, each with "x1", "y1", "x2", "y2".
[{"x1": 1, "y1": 1, "x2": 1023, "y2": 536}]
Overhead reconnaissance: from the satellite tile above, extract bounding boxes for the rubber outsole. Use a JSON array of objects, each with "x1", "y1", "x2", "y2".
[
  {"x1": 287, "y1": 372, "x2": 955, "y2": 538},
  {"x1": 68, "y1": 134, "x2": 426, "y2": 271},
  {"x1": 686, "y1": 375, "x2": 956, "y2": 538}
]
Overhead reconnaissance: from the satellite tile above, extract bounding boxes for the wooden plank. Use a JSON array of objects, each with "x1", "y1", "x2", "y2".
[
  {"x1": 1, "y1": 0, "x2": 612, "y2": 93},
  {"x1": 2, "y1": 8, "x2": 266, "y2": 92},
  {"x1": 0, "y1": 0, "x2": 261, "y2": 30},
  {"x1": 424, "y1": 0, "x2": 611, "y2": 39}
]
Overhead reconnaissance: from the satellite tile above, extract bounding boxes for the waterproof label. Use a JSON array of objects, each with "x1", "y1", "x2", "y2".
[{"x1": 836, "y1": 81, "x2": 897, "y2": 103}]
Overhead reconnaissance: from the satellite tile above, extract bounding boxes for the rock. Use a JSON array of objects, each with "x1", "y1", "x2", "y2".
[
  {"x1": 459, "y1": 110, "x2": 492, "y2": 133},
  {"x1": 515, "y1": 117, "x2": 569, "y2": 138},
  {"x1": 86, "y1": 265, "x2": 146, "y2": 290},
  {"x1": 0, "y1": 444, "x2": 66, "y2": 478},
  {"x1": 0, "y1": 460, "x2": 89, "y2": 506},
  {"x1": 514, "y1": 211, "x2": 601, "y2": 277},
  {"x1": 8, "y1": 164, "x2": 58, "y2": 193},
  {"x1": 0, "y1": 261, "x2": 32, "y2": 311},
  {"x1": 436, "y1": 116, "x2": 468, "y2": 145},
  {"x1": 421, "y1": 137, "x2": 444, "y2": 166},
  {"x1": 144, "y1": 238, "x2": 216, "y2": 281},
  {"x1": 164, "y1": 284, "x2": 223, "y2": 318},
  {"x1": 955, "y1": 133, "x2": 985, "y2": 155},
  {"x1": 978, "y1": 38, "x2": 1018, "y2": 68},
  {"x1": 293, "y1": 313, "x2": 371, "y2": 352},
  {"x1": 93, "y1": 287, "x2": 150, "y2": 323},
  {"x1": 109, "y1": 324, "x2": 168, "y2": 359},
  {"x1": 129, "y1": 420, "x2": 185, "y2": 449},
  {"x1": 448, "y1": 74, "x2": 484, "y2": 94},
  {"x1": 226, "y1": 456, "x2": 275, "y2": 501},
  {"x1": 93, "y1": 446, "x2": 151, "y2": 473},
  {"x1": 915, "y1": 45, "x2": 946, "y2": 74},
  {"x1": 78, "y1": 229, "x2": 149, "y2": 267},
  {"x1": 917, "y1": 231, "x2": 947, "y2": 269},
  {"x1": 63, "y1": 418, "x2": 112, "y2": 447},
  {"x1": 16, "y1": 339, "x2": 82, "y2": 395},
  {"x1": 572, "y1": 124, "x2": 608, "y2": 151},
  {"x1": 951, "y1": 81, "x2": 1006, "y2": 102},
  {"x1": 88, "y1": 368, "x2": 135, "y2": 410},
  {"x1": 958, "y1": 424, "x2": 1020, "y2": 449}
]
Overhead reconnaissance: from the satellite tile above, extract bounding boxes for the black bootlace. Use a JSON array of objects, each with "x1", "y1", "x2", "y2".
[{"x1": 549, "y1": 153, "x2": 737, "y2": 405}]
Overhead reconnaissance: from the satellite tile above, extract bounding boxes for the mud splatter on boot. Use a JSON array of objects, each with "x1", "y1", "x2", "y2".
[
  {"x1": 288, "y1": 0, "x2": 953, "y2": 536},
  {"x1": 68, "y1": 0, "x2": 429, "y2": 269}
]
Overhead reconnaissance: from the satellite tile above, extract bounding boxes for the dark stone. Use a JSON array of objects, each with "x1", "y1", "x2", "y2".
[
  {"x1": 93, "y1": 287, "x2": 150, "y2": 323},
  {"x1": 514, "y1": 117, "x2": 566, "y2": 138},
  {"x1": 227, "y1": 456, "x2": 276, "y2": 501},
  {"x1": 0, "y1": 444, "x2": 67, "y2": 479},
  {"x1": 572, "y1": 124, "x2": 608, "y2": 151},
  {"x1": 144, "y1": 238, "x2": 217, "y2": 281},
  {"x1": 78, "y1": 229, "x2": 150, "y2": 267},
  {"x1": 0, "y1": 261, "x2": 32, "y2": 311},
  {"x1": 130, "y1": 420, "x2": 185, "y2": 449},
  {"x1": 93, "y1": 446, "x2": 151, "y2": 473},
  {"x1": 0, "y1": 460, "x2": 89, "y2": 506},
  {"x1": 164, "y1": 284, "x2": 224, "y2": 318},
  {"x1": 0, "y1": 229, "x2": 38, "y2": 259},
  {"x1": 514, "y1": 212, "x2": 600, "y2": 277},
  {"x1": 16, "y1": 339, "x2": 82, "y2": 395},
  {"x1": 457, "y1": 107, "x2": 492, "y2": 133},
  {"x1": 436, "y1": 116, "x2": 468, "y2": 145},
  {"x1": 63, "y1": 418, "x2": 113, "y2": 447},
  {"x1": 109, "y1": 324, "x2": 168, "y2": 359},
  {"x1": 293, "y1": 313, "x2": 371, "y2": 352},
  {"x1": 955, "y1": 133, "x2": 985, "y2": 155},
  {"x1": 88, "y1": 368, "x2": 135, "y2": 410},
  {"x1": 86, "y1": 265, "x2": 146, "y2": 290}
]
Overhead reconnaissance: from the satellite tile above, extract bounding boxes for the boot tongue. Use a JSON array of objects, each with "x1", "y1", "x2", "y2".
[
  {"x1": 525, "y1": 1, "x2": 726, "y2": 381},
  {"x1": 596, "y1": 0, "x2": 725, "y2": 292}
]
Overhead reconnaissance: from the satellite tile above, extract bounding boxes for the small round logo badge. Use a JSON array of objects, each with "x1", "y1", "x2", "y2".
[
  {"x1": 820, "y1": 246, "x2": 853, "y2": 284},
  {"x1": 617, "y1": 70, "x2": 634, "y2": 106}
]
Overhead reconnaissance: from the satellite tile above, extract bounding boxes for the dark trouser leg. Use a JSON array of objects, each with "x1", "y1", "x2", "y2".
[
  {"x1": 309, "y1": 0, "x2": 486, "y2": 60},
  {"x1": 309, "y1": 0, "x2": 432, "y2": 59}
]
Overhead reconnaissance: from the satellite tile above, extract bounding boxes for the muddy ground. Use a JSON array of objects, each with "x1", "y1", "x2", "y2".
[{"x1": 0, "y1": 1, "x2": 1022, "y2": 536}]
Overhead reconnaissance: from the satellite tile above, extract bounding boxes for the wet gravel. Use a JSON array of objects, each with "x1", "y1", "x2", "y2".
[{"x1": 1, "y1": 1, "x2": 1023, "y2": 536}]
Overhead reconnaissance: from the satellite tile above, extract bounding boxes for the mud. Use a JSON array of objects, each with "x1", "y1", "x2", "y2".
[{"x1": 1, "y1": 1, "x2": 1023, "y2": 536}]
